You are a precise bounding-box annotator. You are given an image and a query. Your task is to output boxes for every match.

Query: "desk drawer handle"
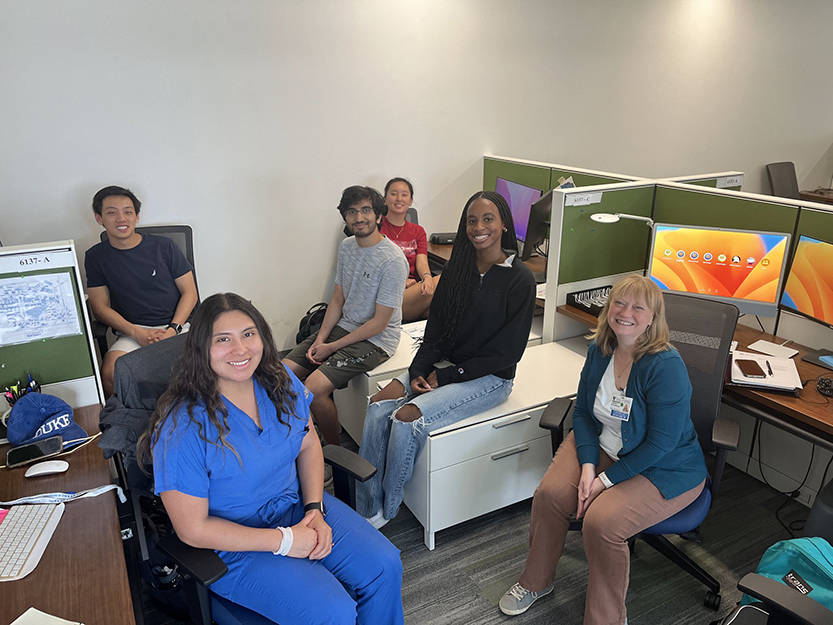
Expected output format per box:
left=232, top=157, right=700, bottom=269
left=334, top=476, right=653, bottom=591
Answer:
left=491, top=445, right=530, bottom=461
left=492, top=414, right=531, bottom=429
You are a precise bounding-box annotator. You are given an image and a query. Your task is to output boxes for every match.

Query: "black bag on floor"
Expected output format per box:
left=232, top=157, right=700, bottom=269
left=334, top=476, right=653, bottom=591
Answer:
left=296, top=303, right=327, bottom=344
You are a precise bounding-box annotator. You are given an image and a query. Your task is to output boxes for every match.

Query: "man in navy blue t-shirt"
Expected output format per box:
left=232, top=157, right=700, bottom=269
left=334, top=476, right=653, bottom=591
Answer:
left=85, top=186, right=198, bottom=397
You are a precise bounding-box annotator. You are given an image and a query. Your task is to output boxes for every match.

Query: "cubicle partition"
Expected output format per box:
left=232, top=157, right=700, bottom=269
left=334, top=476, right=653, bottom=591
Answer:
left=661, top=171, right=745, bottom=191
left=0, top=240, right=104, bottom=407
left=483, top=155, right=642, bottom=193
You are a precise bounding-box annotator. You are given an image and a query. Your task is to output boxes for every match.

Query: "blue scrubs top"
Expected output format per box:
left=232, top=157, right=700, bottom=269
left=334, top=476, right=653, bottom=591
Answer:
left=152, top=370, right=312, bottom=528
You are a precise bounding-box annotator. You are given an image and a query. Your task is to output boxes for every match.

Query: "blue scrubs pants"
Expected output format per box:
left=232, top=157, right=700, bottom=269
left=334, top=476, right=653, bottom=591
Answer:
left=209, top=492, right=404, bottom=625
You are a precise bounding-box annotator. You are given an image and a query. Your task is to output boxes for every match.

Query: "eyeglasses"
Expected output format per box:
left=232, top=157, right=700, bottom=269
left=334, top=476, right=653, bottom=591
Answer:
left=344, top=207, right=375, bottom=218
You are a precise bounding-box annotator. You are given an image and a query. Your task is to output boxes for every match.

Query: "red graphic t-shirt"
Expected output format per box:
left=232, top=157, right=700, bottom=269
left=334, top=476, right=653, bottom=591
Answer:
left=380, top=217, right=428, bottom=281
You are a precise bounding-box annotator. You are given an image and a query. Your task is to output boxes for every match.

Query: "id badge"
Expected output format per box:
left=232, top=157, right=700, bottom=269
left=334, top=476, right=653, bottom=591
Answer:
left=610, top=395, right=632, bottom=421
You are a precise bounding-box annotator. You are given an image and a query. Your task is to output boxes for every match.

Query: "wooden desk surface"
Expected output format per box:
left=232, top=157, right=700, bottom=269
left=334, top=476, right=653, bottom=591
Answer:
left=0, top=405, right=135, bottom=625
left=800, top=189, right=833, bottom=205
left=727, top=326, right=833, bottom=441
left=427, top=242, right=547, bottom=275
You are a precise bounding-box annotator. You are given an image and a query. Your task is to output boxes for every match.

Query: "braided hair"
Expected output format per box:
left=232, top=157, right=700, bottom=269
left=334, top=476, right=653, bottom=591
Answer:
left=428, top=190, right=519, bottom=352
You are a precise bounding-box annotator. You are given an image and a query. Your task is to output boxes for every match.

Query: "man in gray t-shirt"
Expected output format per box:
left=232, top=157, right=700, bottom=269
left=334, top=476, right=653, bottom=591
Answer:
left=284, top=185, right=408, bottom=446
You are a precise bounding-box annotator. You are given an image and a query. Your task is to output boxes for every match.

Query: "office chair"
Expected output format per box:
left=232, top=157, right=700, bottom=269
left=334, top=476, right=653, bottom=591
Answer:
left=405, top=206, right=419, bottom=224
left=539, top=293, right=740, bottom=610
left=714, top=573, right=833, bottom=625
left=766, top=162, right=801, bottom=200
left=91, top=224, right=200, bottom=358
left=102, top=333, right=376, bottom=625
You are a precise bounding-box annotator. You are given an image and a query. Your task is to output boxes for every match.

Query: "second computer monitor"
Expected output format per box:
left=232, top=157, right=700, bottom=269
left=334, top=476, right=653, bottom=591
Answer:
left=781, top=235, right=833, bottom=329
left=647, top=223, right=791, bottom=317
left=494, top=178, right=543, bottom=242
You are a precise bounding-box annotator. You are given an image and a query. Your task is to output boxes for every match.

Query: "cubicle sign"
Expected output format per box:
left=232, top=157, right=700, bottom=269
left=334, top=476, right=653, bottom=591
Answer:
left=0, top=248, right=75, bottom=274
left=716, top=175, right=744, bottom=189
left=566, top=192, right=603, bottom=207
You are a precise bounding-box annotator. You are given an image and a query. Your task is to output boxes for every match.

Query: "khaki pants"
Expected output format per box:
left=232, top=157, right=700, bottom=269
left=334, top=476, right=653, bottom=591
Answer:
left=519, top=432, right=705, bottom=625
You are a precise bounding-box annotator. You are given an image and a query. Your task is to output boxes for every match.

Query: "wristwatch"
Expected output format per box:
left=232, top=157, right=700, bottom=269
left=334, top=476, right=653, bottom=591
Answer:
left=167, top=323, right=183, bottom=334
left=598, top=471, right=614, bottom=489
left=304, top=501, right=327, bottom=516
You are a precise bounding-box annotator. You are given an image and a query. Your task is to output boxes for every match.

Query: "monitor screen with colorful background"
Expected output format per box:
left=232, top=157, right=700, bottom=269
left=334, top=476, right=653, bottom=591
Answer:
left=648, top=224, right=790, bottom=316
left=780, top=235, right=833, bottom=328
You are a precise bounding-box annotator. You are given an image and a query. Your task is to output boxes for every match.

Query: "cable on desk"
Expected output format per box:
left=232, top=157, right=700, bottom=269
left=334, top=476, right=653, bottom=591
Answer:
left=754, top=422, right=815, bottom=538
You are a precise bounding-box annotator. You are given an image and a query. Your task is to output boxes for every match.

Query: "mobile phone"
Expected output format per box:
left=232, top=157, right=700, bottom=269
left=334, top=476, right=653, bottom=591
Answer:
left=6, top=435, right=63, bottom=469
left=736, top=359, right=766, bottom=379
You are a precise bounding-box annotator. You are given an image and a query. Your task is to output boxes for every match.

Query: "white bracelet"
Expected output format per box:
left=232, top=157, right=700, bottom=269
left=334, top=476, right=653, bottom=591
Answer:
left=273, top=526, right=293, bottom=556
left=598, top=471, right=614, bottom=489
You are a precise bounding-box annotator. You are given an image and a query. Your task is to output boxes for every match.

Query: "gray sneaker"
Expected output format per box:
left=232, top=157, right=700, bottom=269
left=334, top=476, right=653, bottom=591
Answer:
left=499, top=582, right=553, bottom=616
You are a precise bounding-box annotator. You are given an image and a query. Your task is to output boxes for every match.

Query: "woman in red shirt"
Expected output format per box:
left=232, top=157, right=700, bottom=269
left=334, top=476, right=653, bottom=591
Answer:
left=380, top=178, right=439, bottom=321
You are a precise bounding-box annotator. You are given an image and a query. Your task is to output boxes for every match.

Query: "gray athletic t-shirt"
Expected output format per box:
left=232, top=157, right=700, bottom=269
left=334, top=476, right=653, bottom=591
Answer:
left=335, top=236, right=408, bottom=356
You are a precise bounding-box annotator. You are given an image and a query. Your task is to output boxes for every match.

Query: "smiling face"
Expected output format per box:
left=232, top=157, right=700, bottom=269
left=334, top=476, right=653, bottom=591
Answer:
left=344, top=199, right=380, bottom=238
left=465, top=198, right=504, bottom=254
left=384, top=181, right=413, bottom=218
left=95, top=195, right=140, bottom=246
left=607, top=293, right=654, bottom=346
left=209, top=310, right=264, bottom=394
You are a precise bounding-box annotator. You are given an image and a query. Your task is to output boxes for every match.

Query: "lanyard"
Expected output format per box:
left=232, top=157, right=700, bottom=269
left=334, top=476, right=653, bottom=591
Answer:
left=0, top=484, right=126, bottom=506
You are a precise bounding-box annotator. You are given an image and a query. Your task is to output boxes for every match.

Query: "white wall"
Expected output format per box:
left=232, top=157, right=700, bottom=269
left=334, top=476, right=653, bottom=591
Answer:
left=2, top=0, right=832, bottom=347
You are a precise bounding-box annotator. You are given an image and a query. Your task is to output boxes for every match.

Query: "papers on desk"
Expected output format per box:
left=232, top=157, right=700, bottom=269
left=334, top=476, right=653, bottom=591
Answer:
left=402, top=320, right=427, bottom=340
left=730, top=351, right=803, bottom=391
left=536, top=283, right=547, bottom=300
left=11, top=608, right=83, bottom=625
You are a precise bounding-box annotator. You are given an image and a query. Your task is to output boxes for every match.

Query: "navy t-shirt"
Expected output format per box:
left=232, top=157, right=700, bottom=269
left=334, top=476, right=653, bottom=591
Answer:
left=85, top=234, right=193, bottom=326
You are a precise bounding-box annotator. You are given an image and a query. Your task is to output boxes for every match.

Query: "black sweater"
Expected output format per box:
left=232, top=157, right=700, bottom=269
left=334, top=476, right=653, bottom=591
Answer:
left=408, top=256, right=536, bottom=386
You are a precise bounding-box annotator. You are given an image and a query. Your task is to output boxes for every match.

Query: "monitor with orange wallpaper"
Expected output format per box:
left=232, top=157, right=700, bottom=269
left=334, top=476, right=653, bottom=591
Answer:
left=647, top=224, right=791, bottom=316
left=780, top=235, right=833, bottom=329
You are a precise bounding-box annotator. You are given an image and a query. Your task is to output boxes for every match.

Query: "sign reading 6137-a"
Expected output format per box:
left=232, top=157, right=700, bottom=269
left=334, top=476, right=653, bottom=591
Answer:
left=19, top=255, right=50, bottom=266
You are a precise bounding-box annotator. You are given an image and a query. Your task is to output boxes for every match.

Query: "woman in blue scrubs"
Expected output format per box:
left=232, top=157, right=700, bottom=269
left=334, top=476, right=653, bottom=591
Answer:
left=140, top=292, right=404, bottom=625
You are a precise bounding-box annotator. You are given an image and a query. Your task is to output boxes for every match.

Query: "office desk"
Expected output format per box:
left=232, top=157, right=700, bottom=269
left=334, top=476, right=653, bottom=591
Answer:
left=799, top=189, right=833, bottom=206
left=723, top=326, right=833, bottom=451
left=427, top=242, right=547, bottom=276
left=0, top=405, right=136, bottom=625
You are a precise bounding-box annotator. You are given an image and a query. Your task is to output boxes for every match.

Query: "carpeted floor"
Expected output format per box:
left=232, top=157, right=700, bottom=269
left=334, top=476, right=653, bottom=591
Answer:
left=142, top=447, right=807, bottom=625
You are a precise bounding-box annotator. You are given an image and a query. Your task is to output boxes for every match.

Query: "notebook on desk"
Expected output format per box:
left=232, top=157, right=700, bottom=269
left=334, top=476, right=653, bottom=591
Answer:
left=729, top=351, right=803, bottom=392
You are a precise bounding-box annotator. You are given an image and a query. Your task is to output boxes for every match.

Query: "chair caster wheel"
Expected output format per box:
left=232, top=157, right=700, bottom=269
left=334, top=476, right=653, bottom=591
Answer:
left=704, top=590, right=721, bottom=610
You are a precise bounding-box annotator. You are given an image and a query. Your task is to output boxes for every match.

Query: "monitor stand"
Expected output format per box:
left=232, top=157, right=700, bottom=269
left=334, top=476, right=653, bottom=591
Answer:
left=802, top=349, right=833, bottom=372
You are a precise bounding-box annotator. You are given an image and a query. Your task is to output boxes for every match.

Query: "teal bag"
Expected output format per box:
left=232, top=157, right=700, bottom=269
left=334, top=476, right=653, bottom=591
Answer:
left=740, top=537, right=833, bottom=611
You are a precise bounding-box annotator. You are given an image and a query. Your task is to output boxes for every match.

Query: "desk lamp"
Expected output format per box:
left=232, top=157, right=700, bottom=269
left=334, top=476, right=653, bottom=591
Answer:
left=590, top=212, right=654, bottom=227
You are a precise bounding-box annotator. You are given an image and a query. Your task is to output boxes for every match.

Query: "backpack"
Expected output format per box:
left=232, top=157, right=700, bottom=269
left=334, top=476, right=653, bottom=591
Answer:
left=740, top=537, right=833, bottom=611
left=296, top=303, right=328, bottom=344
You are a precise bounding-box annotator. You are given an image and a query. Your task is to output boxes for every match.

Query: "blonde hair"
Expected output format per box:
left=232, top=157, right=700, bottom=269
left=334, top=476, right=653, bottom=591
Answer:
left=590, top=275, right=672, bottom=360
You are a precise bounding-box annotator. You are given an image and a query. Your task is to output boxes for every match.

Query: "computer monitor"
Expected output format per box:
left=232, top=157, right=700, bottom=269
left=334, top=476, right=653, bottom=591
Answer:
left=647, top=223, right=791, bottom=317
left=520, top=190, right=553, bottom=264
left=494, top=178, right=543, bottom=243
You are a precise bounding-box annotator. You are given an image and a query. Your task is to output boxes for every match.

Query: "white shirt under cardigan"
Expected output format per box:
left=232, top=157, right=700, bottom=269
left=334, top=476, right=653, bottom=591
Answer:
left=592, top=359, right=625, bottom=460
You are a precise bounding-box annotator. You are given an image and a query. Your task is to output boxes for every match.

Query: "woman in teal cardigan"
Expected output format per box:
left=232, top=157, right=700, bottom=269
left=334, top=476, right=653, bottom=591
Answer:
left=501, top=276, right=707, bottom=625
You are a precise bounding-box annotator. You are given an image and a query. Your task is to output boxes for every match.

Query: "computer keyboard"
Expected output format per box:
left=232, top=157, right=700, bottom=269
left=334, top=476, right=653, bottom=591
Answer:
left=0, top=503, right=64, bottom=581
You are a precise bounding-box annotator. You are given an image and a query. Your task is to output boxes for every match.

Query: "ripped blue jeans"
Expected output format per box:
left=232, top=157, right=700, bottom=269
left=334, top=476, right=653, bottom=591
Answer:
left=356, top=371, right=514, bottom=520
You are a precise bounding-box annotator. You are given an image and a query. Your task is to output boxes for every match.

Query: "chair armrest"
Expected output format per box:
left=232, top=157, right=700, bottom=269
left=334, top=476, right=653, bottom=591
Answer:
left=712, top=417, right=740, bottom=451
left=738, top=573, right=833, bottom=625
left=158, top=533, right=228, bottom=587
left=323, top=445, right=376, bottom=483
left=539, top=396, right=575, bottom=432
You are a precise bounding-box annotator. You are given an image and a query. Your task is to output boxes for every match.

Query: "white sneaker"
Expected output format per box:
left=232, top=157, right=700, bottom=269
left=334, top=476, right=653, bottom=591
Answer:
left=499, top=582, right=553, bottom=616
left=366, top=510, right=389, bottom=530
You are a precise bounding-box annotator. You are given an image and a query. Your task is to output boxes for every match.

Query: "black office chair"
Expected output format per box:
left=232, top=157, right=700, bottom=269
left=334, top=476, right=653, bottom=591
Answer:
left=91, top=224, right=200, bottom=358
left=766, top=162, right=801, bottom=200
left=99, top=333, right=376, bottom=625
left=713, top=573, right=833, bottom=624
left=539, top=293, right=741, bottom=610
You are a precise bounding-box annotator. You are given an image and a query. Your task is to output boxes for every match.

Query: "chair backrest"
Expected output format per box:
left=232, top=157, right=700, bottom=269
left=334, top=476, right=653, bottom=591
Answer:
left=766, top=162, right=801, bottom=200
left=100, top=224, right=200, bottom=301
left=662, top=293, right=739, bottom=453
left=406, top=207, right=419, bottom=225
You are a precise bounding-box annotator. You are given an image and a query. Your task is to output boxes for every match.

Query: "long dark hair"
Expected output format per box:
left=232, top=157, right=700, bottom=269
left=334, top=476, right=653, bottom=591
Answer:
left=138, top=293, right=299, bottom=466
left=429, top=190, right=518, bottom=350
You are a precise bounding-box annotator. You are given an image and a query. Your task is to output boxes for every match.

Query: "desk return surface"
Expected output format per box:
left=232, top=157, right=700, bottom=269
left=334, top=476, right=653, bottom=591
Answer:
left=0, top=405, right=135, bottom=625
left=726, top=326, right=833, bottom=443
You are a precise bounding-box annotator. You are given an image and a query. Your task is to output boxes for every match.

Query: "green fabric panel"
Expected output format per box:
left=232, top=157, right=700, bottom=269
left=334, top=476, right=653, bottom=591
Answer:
left=795, top=208, right=833, bottom=244
left=559, top=186, right=655, bottom=284
left=549, top=169, right=624, bottom=188
left=653, top=187, right=797, bottom=234
left=0, top=267, right=95, bottom=388
left=483, top=158, right=551, bottom=193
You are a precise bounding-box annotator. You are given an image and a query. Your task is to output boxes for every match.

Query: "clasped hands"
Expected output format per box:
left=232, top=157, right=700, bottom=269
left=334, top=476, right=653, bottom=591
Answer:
left=576, top=463, right=605, bottom=519
left=410, top=370, right=438, bottom=394
left=306, top=340, right=337, bottom=366
left=133, top=325, right=176, bottom=346
left=286, top=509, right=333, bottom=560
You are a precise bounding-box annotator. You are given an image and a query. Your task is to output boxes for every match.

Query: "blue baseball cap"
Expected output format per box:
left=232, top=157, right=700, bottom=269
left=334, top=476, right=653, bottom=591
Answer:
left=8, top=393, right=88, bottom=449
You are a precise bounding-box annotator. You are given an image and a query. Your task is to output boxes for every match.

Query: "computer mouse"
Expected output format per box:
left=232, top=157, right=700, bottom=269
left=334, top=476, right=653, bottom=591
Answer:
left=24, top=459, right=70, bottom=478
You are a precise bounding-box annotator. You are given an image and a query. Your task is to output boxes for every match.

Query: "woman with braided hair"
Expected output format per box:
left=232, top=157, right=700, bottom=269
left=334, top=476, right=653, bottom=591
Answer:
left=356, top=191, right=537, bottom=528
